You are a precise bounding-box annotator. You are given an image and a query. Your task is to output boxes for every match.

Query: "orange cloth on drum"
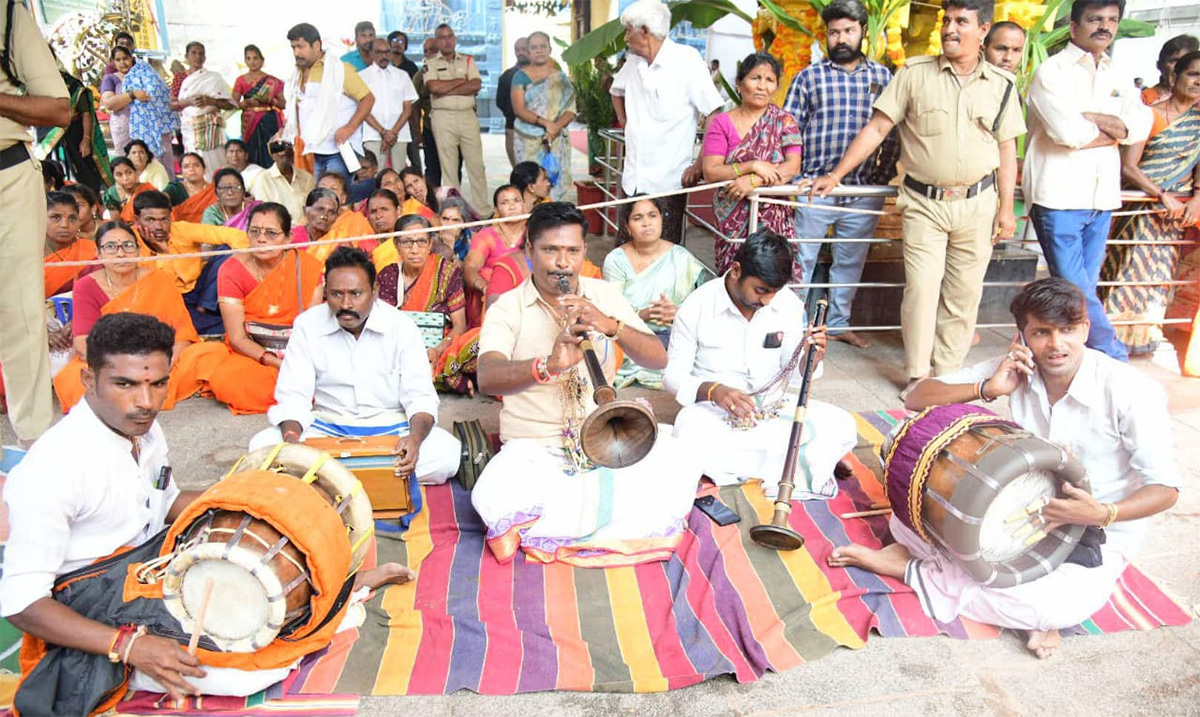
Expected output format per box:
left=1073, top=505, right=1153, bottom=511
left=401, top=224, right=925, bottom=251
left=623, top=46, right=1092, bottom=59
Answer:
left=307, top=209, right=377, bottom=262
left=118, top=182, right=157, bottom=224
left=52, top=270, right=225, bottom=413
left=43, top=239, right=97, bottom=298
left=206, top=251, right=324, bottom=414
left=170, top=183, right=218, bottom=223
left=160, top=469, right=353, bottom=671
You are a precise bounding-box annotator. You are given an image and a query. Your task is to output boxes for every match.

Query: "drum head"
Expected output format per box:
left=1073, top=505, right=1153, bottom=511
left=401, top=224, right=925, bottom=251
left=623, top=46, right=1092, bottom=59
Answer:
left=238, top=443, right=375, bottom=572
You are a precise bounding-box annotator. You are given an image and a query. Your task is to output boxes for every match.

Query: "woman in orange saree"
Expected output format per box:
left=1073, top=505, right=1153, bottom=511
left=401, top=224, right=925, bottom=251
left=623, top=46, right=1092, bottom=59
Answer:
left=44, top=191, right=97, bottom=298
left=207, top=203, right=323, bottom=414
left=52, top=221, right=225, bottom=412
left=165, top=152, right=218, bottom=223
left=101, top=158, right=156, bottom=223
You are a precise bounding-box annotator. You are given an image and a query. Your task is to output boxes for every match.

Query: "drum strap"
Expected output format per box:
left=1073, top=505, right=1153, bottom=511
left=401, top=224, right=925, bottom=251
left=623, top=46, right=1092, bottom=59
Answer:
left=279, top=575, right=356, bottom=642
left=299, top=453, right=329, bottom=484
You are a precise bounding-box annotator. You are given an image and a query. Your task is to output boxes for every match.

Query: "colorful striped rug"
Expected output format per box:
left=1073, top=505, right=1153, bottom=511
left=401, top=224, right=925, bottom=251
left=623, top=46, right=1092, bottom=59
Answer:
left=290, top=410, right=1192, bottom=695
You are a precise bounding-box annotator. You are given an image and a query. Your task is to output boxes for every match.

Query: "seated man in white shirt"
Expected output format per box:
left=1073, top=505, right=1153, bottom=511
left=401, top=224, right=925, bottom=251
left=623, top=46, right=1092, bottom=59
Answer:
left=664, top=229, right=857, bottom=500
left=250, top=246, right=460, bottom=485
left=829, top=278, right=1180, bottom=659
left=0, top=313, right=412, bottom=713
left=471, top=202, right=703, bottom=567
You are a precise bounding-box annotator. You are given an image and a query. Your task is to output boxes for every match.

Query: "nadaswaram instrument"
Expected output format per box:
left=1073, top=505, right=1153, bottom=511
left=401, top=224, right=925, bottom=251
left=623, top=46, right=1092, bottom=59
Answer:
left=558, top=274, right=657, bottom=469
left=883, top=404, right=1091, bottom=587
left=750, top=299, right=829, bottom=551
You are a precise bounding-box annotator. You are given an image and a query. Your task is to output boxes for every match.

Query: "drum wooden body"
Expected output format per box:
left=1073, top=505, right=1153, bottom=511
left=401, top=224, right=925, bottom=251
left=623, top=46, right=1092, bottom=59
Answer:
left=161, top=470, right=353, bottom=652
left=884, top=404, right=1090, bottom=588
left=301, top=435, right=415, bottom=514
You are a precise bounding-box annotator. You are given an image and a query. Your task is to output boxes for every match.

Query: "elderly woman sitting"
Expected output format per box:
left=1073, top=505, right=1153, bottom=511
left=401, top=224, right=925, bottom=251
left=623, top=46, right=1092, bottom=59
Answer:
left=378, top=214, right=477, bottom=394
left=603, top=196, right=713, bottom=388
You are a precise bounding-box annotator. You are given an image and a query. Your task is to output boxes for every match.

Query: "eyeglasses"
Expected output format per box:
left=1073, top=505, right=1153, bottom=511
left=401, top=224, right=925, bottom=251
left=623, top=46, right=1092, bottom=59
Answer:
left=99, top=240, right=140, bottom=254
left=398, top=238, right=431, bottom=248
left=247, top=227, right=285, bottom=239
left=216, top=184, right=243, bottom=194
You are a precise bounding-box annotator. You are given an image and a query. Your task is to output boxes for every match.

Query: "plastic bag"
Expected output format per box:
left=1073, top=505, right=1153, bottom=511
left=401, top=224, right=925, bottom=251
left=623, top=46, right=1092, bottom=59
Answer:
left=538, top=144, right=561, bottom=188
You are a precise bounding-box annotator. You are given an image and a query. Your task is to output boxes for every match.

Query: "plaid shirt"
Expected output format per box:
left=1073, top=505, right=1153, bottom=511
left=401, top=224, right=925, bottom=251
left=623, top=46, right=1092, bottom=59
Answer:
left=783, top=57, right=899, bottom=185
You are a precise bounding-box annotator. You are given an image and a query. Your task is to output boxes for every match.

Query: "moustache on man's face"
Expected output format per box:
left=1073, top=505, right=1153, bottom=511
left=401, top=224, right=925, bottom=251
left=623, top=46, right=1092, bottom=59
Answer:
left=337, top=309, right=361, bottom=320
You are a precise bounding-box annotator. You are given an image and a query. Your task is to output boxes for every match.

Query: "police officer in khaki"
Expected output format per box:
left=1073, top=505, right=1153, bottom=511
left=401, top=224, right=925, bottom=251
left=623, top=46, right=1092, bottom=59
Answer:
left=812, top=0, right=1024, bottom=399
left=1, top=0, right=70, bottom=444
left=423, top=22, right=490, bottom=215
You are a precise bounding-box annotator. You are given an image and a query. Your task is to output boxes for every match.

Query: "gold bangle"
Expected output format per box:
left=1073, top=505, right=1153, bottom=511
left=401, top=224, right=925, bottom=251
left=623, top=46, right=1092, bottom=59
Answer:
left=750, top=175, right=760, bottom=188
left=606, top=319, right=625, bottom=341
left=1100, top=502, right=1119, bottom=528
left=732, top=163, right=742, bottom=177
left=706, top=382, right=721, bottom=402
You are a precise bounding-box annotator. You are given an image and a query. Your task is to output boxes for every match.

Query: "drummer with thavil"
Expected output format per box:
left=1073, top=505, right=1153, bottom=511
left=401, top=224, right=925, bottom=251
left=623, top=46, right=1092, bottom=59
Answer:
left=0, top=313, right=413, bottom=714
left=829, top=277, right=1180, bottom=659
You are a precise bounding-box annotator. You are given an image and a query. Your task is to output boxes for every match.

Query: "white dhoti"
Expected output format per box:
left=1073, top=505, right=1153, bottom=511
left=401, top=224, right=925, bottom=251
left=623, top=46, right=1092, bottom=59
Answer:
left=471, top=431, right=702, bottom=567
left=249, top=409, right=460, bottom=485
left=891, top=516, right=1132, bottom=631
left=672, top=399, right=857, bottom=500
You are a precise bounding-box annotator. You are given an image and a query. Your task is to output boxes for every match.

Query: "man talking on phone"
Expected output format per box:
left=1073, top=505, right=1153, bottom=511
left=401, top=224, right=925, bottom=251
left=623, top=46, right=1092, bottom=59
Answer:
left=829, top=278, right=1179, bottom=660
left=664, top=229, right=857, bottom=500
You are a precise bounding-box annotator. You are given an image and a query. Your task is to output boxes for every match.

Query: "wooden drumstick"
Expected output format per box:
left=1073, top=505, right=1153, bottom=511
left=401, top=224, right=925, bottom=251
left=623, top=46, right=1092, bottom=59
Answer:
left=841, top=508, right=893, bottom=519
left=187, top=577, right=215, bottom=655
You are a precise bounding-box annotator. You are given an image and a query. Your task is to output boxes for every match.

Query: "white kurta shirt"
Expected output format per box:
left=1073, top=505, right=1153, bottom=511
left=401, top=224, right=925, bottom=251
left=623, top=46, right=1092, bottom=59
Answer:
left=665, top=275, right=821, bottom=408
left=358, top=64, right=418, bottom=143
left=1023, top=42, right=1153, bottom=210
left=940, top=348, right=1181, bottom=554
left=269, top=300, right=440, bottom=431
left=0, top=399, right=178, bottom=617
left=609, top=38, right=722, bottom=194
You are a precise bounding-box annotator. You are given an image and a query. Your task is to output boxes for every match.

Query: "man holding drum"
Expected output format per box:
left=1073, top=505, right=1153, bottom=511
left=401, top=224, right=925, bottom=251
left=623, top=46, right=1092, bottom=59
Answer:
left=1, top=313, right=414, bottom=712
left=829, top=278, right=1180, bottom=658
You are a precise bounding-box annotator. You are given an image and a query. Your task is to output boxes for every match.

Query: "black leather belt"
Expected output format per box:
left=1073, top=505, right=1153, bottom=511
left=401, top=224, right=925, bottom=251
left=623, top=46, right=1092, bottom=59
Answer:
left=904, top=173, right=995, bottom=201
left=0, top=143, right=30, bottom=171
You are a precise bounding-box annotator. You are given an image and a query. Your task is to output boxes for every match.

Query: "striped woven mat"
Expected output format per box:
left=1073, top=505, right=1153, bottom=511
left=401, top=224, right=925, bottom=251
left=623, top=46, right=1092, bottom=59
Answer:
left=289, top=410, right=1192, bottom=695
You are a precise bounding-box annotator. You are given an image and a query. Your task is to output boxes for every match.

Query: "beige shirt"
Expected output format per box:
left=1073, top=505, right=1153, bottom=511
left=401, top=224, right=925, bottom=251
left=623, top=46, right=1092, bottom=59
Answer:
left=0, top=2, right=68, bottom=149
left=250, top=163, right=315, bottom=225
left=424, top=52, right=480, bottom=112
left=480, top=277, right=649, bottom=444
left=873, top=55, right=1025, bottom=187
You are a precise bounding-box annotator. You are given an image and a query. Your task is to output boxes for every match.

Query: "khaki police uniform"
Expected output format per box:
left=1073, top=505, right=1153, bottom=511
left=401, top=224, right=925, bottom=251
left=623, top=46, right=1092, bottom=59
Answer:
left=424, top=51, right=490, bottom=214
left=873, top=54, right=1024, bottom=379
left=0, top=2, right=68, bottom=440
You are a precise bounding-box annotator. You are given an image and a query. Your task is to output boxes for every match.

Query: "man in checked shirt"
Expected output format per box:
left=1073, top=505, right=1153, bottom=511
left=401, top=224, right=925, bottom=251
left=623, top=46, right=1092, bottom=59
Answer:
left=783, top=0, right=899, bottom=350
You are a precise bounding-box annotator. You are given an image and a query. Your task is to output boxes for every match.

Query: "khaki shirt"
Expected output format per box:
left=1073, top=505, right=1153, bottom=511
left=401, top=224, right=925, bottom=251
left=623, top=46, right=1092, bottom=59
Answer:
left=0, top=3, right=68, bottom=149
left=424, top=52, right=480, bottom=112
left=873, top=55, right=1025, bottom=187
left=480, top=277, right=649, bottom=445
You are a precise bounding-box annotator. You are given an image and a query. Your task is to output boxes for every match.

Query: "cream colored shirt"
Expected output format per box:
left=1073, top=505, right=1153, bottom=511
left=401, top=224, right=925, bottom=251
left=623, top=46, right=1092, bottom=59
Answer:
left=424, top=52, right=481, bottom=112
left=1023, top=42, right=1153, bottom=211
left=873, top=55, right=1025, bottom=187
left=0, top=2, right=68, bottom=149
left=479, top=277, right=649, bottom=444
left=250, top=163, right=315, bottom=225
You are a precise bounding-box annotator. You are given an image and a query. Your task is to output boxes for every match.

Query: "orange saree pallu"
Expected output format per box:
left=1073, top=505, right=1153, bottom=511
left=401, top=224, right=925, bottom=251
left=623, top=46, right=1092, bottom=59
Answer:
left=53, top=270, right=224, bottom=412
left=117, top=183, right=157, bottom=224
left=44, top=239, right=97, bottom=298
left=206, top=251, right=324, bottom=414
left=170, top=183, right=218, bottom=223
left=305, top=210, right=377, bottom=262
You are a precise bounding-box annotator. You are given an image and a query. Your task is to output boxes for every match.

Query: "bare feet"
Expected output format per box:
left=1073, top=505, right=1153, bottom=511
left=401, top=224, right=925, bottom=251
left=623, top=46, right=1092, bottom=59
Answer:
left=830, top=330, right=871, bottom=349
left=1025, top=629, right=1060, bottom=659
left=899, top=375, right=927, bottom=402
left=827, top=542, right=913, bottom=579
left=353, top=562, right=417, bottom=592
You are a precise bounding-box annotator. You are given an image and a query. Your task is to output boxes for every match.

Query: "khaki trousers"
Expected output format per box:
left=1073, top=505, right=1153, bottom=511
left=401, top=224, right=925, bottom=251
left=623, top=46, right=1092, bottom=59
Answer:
left=363, top=139, right=408, bottom=171
left=898, top=184, right=997, bottom=378
left=431, top=108, right=491, bottom=215
left=504, top=127, right=517, bottom=168
left=0, top=149, right=52, bottom=440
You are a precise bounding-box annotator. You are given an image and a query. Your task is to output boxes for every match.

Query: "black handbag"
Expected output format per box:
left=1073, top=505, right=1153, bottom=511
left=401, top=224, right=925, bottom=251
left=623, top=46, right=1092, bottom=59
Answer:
left=452, top=419, right=494, bottom=490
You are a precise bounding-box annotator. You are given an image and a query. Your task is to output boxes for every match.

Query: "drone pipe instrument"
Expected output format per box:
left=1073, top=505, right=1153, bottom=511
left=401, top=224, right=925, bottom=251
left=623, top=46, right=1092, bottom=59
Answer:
left=750, top=299, right=829, bottom=551
left=557, top=275, right=657, bottom=468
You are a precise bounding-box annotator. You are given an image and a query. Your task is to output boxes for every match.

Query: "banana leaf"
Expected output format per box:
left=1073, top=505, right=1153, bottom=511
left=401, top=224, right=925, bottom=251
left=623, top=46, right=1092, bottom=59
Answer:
left=563, top=0, right=754, bottom=66
left=759, top=0, right=810, bottom=36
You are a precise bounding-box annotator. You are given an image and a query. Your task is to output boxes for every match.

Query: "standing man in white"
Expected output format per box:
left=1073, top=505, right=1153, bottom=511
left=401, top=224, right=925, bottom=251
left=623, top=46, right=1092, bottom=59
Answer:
left=360, top=38, right=418, bottom=171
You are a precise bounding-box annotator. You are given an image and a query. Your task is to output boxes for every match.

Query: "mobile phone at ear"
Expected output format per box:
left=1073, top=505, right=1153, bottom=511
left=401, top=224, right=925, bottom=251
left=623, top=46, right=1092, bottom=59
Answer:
left=694, top=495, right=741, bottom=526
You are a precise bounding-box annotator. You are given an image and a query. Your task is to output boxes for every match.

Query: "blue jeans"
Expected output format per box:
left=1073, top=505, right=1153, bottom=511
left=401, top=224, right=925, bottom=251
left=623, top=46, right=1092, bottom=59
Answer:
left=794, top=195, right=886, bottom=330
left=312, top=152, right=351, bottom=183
left=1029, top=205, right=1128, bottom=361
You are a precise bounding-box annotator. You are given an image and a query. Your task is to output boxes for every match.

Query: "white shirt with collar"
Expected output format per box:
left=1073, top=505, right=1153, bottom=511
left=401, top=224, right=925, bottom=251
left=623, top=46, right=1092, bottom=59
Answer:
left=269, top=300, right=441, bottom=431
left=237, top=163, right=264, bottom=189
left=939, top=348, right=1180, bottom=555
left=1024, top=42, right=1153, bottom=210
left=249, top=163, right=315, bottom=225
left=358, top=64, right=419, bottom=143
left=0, top=399, right=177, bottom=618
left=665, top=274, right=820, bottom=407
left=610, top=38, right=723, bottom=194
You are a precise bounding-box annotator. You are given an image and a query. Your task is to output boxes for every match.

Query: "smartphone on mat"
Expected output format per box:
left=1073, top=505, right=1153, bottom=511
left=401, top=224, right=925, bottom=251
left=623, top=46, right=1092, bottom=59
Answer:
left=694, top=495, right=741, bottom=526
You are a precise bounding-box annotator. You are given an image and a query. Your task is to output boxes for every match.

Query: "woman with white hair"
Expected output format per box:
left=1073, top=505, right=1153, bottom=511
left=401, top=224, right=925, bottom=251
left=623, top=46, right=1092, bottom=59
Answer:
left=611, top=0, right=722, bottom=243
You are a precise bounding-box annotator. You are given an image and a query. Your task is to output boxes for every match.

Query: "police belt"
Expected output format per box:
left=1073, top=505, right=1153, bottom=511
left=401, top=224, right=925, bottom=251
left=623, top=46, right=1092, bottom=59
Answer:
left=0, top=142, right=30, bottom=171
left=904, top=172, right=995, bottom=201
